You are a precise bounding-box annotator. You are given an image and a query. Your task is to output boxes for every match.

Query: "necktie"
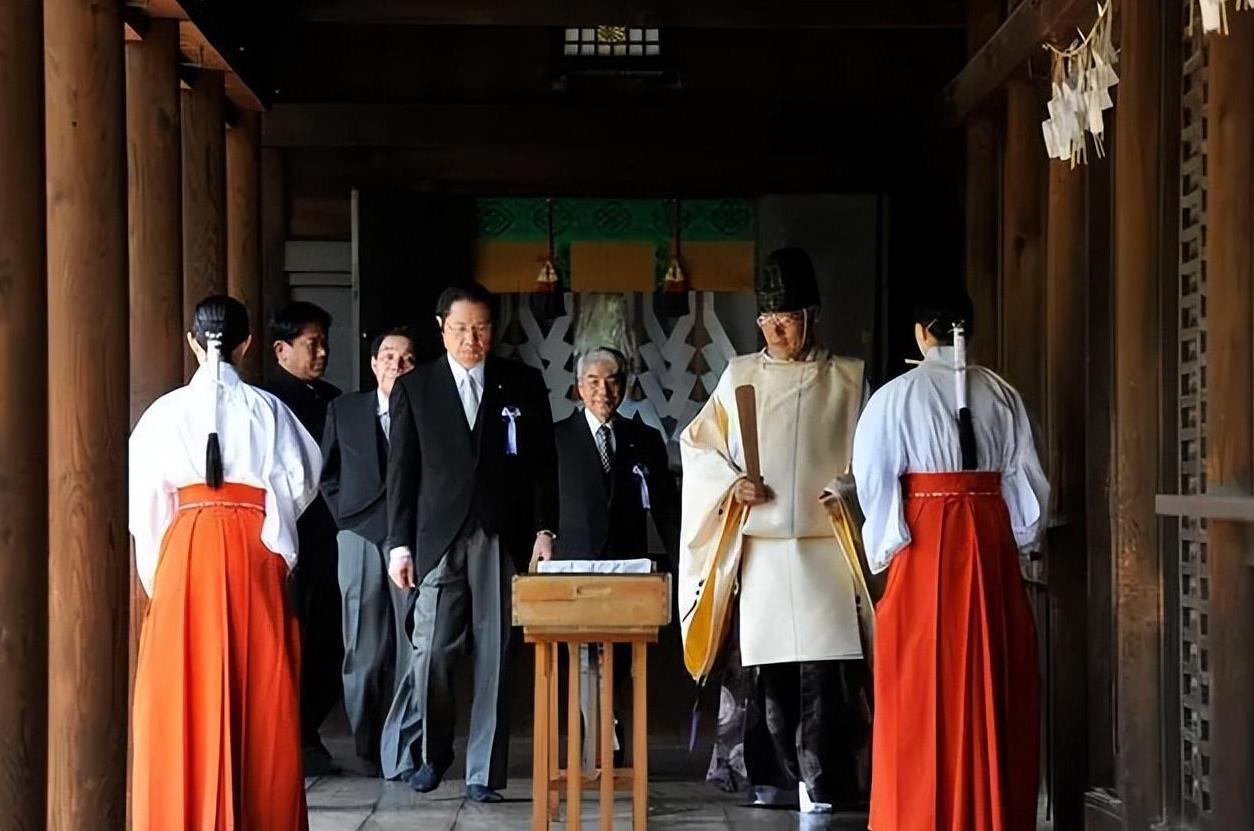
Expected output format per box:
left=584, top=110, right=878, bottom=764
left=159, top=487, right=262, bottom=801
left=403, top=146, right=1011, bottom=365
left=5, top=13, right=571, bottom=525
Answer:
left=595, top=423, right=613, bottom=474
left=379, top=409, right=390, bottom=443
left=461, top=375, right=480, bottom=428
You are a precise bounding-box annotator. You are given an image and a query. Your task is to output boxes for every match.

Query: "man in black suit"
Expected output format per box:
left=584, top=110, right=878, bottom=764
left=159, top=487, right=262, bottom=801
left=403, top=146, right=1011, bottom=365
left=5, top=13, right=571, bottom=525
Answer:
left=553, top=347, right=680, bottom=765
left=265, top=300, right=343, bottom=776
left=554, top=347, right=679, bottom=565
left=385, top=283, right=558, bottom=802
left=320, top=328, right=416, bottom=776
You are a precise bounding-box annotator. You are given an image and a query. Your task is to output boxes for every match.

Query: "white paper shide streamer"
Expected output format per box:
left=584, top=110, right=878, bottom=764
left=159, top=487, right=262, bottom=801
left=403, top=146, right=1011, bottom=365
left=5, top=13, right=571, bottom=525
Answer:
left=1041, top=2, right=1118, bottom=167
left=1196, top=0, right=1254, bottom=36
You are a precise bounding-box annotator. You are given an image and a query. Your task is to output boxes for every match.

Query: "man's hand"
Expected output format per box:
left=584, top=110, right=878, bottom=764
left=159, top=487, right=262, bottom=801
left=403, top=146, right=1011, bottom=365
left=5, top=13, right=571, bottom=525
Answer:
left=531, top=532, right=554, bottom=571
left=733, top=476, right=771, bottom=506
left=389, top=552, right=416, bottom=590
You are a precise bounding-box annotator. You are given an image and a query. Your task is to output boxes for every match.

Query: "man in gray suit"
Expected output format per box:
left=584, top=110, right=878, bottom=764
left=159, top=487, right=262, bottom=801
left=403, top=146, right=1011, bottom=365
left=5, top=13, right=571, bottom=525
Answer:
left=320, top=328, right=416, bottom=775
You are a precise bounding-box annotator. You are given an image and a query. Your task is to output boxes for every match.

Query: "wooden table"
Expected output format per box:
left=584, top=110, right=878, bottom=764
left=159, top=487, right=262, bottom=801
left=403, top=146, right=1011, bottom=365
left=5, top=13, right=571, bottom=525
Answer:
left=512, top=573, right=671, bottom=831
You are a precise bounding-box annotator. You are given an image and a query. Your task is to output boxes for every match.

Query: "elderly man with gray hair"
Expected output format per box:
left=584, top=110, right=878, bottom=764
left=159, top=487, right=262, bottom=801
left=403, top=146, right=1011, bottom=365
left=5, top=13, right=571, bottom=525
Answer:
left=553, top=346, right=680, bottom=567
left=553, top=346, right=680, bottom=764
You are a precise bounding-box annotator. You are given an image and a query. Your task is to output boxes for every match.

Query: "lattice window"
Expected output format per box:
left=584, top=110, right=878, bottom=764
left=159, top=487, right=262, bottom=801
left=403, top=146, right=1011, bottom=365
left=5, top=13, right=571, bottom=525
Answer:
left=1178, top=1, right=1212, bottom=819
left=563, top=26, right=661, bottom=57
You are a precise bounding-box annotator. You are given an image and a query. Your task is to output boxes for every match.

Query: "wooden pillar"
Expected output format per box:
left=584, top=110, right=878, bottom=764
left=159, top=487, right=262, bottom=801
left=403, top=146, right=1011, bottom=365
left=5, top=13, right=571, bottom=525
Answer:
left=1001, top=78, right=1046, bottom=417
left=227, top=110, right=262, bottom=381
left=127, top=20, right=183, bottom=424
left=1204, top=11, right=1254, bottom=828
left=965, top=0, right=1001, bottom=368
left=1111, top=0, right=1164, bottom=825
left=44, top=0, right=130, bottom=827
left=1045, top=159, right=1089, bottom=827
left=0, top=2, right=47, bottom=829
left=181, top=68, right=226, bottom=375
left=260, top=147, right=289, bottom=382
left=124, top=20, right=182, bottom=812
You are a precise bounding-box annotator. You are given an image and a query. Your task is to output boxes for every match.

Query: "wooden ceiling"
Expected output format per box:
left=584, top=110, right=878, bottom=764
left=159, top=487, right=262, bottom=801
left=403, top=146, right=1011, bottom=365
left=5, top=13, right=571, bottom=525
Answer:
left=291, top=0, right=964, bottom=29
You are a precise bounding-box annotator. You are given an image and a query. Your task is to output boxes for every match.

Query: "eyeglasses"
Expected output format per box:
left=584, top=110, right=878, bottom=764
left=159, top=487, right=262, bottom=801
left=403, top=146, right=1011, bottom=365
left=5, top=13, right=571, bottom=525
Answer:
left=444, top=323, right=493, bottom=338
left=756, top=310, right=807, bottom=327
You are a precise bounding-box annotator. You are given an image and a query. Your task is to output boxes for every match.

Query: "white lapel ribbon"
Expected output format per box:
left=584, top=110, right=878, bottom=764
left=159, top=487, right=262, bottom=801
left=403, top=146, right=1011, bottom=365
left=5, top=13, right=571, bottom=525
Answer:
left=631, top=463, right=651, bottom=510
left=501, top=406, right=521, bottom=455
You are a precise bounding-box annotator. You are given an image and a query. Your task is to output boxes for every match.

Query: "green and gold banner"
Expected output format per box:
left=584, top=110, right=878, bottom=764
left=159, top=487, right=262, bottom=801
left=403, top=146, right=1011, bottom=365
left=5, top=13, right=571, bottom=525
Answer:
left=473, top=197, right=756, bottom=293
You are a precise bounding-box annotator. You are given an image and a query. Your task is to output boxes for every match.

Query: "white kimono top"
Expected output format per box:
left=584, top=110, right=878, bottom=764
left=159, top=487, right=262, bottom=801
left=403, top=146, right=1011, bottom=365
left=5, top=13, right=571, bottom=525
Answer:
left=680, top=349, right=865, bottom=665
left=852, top=346, right=1050, bottom=574
left=128, top=362, right=323, bottom=596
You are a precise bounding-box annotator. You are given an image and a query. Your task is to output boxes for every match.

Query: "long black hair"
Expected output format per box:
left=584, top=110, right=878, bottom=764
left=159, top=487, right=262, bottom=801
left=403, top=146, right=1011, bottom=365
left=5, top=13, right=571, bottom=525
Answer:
left=192, top=295, right=249, bottom=487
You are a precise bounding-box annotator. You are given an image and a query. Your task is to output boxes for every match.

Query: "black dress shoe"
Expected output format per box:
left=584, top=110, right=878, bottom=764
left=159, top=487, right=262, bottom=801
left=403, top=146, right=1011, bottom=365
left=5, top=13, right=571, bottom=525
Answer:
left=407, top=764, right=442, bottom=793
left=466, top=784, right=505, bottom=803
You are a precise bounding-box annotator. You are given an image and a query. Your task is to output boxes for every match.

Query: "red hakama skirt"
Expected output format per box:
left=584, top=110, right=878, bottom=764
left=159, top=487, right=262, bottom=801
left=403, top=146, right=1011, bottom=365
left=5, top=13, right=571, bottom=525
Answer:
left=869, top=472, right=1039, bottom=831
left=132, top=483, right=307, bottom=831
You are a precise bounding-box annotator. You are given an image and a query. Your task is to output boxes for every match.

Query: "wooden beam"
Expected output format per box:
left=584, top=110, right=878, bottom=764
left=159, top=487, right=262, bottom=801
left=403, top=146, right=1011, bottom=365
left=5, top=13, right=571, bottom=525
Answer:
left=181, top=67, right=227, bottom=376
left=1155, top=494, right=1254, bottom=522
left=227, top=110, right=263, bottom=381
left=0, top=1, right=47, bottom=829
left=44, top=0, right=130, bottom=826
left=965, top=0, right=1002, bottom=369
left=1111, top=0, right=1164, bottom=825
left=177, top=19, right=262, bottom=111
left=296, top=0, right=963, bottom=28
left=1204, top=10, right=1254, bottom=827
left=940, top=0, right=1097, bottom=128
left=126, top=0, right=265, bottom=111
left=262, top=102, right=921, bottom=151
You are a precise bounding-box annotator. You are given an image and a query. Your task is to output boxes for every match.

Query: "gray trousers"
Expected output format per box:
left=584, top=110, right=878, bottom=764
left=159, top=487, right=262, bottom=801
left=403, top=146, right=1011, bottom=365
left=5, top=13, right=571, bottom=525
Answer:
left=381, top=524, right=514, bottom=788
left=337, top=530, right=413, bottom=764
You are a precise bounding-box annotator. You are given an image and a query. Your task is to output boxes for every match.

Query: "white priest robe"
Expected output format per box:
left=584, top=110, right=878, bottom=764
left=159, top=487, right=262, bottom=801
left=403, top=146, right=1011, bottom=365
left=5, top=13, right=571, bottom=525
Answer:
left=680, top=349, right=864, bottom=667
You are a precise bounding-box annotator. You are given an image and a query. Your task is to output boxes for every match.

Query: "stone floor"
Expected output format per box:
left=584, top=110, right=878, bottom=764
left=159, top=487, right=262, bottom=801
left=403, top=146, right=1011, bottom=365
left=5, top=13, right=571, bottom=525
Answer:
left=306, top=774, right=873, bottom=830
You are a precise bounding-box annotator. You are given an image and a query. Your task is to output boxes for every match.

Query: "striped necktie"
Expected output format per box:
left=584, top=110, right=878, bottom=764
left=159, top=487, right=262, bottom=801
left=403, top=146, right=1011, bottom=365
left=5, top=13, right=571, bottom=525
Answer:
left=595, top=423, right=613, bottom=474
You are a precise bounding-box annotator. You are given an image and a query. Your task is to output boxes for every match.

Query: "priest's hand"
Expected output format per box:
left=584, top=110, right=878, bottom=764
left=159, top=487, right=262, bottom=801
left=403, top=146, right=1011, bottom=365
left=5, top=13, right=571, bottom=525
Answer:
left=733, top=476, right=771, bottom=506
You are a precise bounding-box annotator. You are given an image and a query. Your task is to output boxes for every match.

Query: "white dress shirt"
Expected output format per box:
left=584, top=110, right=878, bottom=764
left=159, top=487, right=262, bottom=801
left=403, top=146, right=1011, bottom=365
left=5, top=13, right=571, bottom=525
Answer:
left=128, top=362, right=323, bottom=596
left=448, top=353, right=485, bottom=427
left=851, top=346, right=1051, bottom=573
left=583, top=406, right=616, bottom=455
left=377, top=387, right=391, bottom=441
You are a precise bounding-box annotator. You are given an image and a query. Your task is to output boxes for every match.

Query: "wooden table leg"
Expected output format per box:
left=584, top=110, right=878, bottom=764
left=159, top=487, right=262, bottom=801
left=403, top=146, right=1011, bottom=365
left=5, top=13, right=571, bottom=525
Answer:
left=599, top=643, right=615, bottom=831
left=549, top=642, right=560, bottom=817
left=632, top=641, right=647, bottom=831
left=567, top=642, right=582, bottom=831
left=532, top=642, right=550, bottom=831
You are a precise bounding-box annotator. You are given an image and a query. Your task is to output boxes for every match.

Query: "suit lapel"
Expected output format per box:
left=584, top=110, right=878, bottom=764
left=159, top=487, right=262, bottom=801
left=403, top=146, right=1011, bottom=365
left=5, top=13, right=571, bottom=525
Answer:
left=475, top=359, right=498, bottom=459
left=574, top=416, right=610, bottom=505
left=430, top=357, right=474, bottom=458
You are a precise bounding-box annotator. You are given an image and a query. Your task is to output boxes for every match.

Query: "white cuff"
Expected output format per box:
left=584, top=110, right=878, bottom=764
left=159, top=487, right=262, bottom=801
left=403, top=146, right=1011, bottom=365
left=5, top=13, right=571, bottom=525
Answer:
left=389, top=546, right=413, bottom=569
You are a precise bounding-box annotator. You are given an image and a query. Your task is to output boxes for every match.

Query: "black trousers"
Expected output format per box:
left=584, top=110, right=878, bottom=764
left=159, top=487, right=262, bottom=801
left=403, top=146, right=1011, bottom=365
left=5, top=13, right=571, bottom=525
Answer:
left=294, top=499, right=345, bottom=746
left=745, top=659, right=871, bottom=806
